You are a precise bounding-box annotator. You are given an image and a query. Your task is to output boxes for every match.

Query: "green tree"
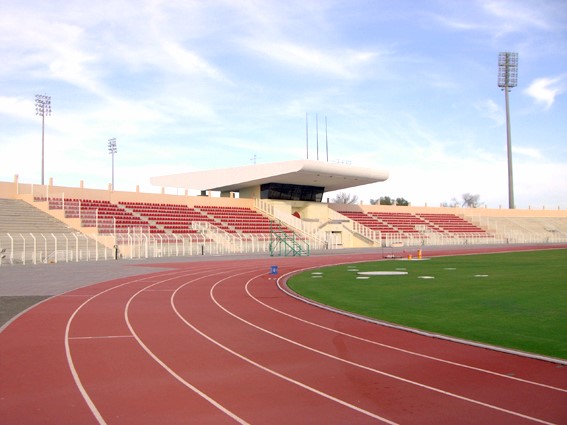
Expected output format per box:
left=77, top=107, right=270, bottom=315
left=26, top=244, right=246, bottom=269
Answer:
left=370, top=196, right=409, bottom=206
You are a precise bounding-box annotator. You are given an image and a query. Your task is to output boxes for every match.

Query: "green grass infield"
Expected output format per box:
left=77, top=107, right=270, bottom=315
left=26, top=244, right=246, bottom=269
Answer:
left=287, top=249, right=567, bottom=359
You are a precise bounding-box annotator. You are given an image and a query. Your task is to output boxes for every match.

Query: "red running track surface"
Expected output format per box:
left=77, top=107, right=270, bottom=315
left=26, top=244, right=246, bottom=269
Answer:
left=1, top=248, right=567, bottom=424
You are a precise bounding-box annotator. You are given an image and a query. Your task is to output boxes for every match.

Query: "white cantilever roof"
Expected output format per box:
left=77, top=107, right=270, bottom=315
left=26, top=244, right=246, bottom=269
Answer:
left=150, top=159, right=389, bottom=192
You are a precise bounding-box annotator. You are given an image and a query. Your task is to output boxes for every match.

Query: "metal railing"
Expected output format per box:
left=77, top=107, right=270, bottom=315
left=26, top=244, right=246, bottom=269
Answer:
left=0, top=232, right=114, bottom=265
left=0, top=230, right=276, bottom=266
left=378, top=231, right=567, bottom=247
left=254, top=199, right=328, bottom=249
left=2, top=228, right=565, bottom=267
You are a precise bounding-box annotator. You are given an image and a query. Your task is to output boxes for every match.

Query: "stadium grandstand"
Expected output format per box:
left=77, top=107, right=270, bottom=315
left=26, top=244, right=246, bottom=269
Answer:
left=1, top=159, right=566, bottom=265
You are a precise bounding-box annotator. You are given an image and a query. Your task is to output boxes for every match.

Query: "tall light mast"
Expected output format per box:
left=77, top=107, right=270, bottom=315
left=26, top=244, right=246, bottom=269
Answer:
left=108, top=138, right=117, bottom=190
left=35, top=94, right=52, bottom=185
left=498, top=52, right=518, bottom=209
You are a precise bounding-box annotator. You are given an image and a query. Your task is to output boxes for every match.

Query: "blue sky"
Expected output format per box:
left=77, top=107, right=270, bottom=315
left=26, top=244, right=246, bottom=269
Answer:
left=1, top=0, right=566, bottom=209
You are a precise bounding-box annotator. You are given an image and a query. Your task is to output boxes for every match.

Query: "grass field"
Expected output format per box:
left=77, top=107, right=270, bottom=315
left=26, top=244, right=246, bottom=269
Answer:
left=287, top=249, right=567, bottom=359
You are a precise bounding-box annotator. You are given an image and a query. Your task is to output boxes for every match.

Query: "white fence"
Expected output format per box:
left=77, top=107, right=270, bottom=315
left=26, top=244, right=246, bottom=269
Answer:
left=379, top=231, right=567, bottom=248
left=0, top=230, right=275, bottom=266
left=2, top=228, right=565, bottom=266
left=0, top=232, right=114, bottom=265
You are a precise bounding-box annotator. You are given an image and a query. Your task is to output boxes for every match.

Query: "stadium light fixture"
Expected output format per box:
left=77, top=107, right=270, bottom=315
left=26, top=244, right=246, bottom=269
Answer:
left=35, top=94, right=52, bottom=186
left=498, top=52, right=518, bottom=209
left=108, top=138, right=117, bottom=190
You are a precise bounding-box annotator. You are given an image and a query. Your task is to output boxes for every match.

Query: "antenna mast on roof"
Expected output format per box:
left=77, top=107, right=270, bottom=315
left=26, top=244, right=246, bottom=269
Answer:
left=325, top=115, right=329, bottom=162
left=305, top=112, right=309, bottom=159
left=316, top=113, right=319, bottom=160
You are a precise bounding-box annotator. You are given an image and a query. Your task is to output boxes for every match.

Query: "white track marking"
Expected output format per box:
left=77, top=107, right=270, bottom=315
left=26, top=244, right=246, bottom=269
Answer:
left=60, top=256, right=564, bottom=425
left=64, top=272, right=179, bottom=425
left=171, top=270, right=399, bottom=425
left=208, top=273, right=556, bottom=425
left=69, top=335, right=133, bottom=340
left=248, top=273, right=567, bottom=394
left=64, top=268, right=224, bottom=425
left=124, top=269, right=250, bottom=425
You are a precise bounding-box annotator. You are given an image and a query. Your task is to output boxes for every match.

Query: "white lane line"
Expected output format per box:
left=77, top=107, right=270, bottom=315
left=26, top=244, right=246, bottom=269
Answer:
left=69, top=335, right=133, bottom=340
left=170, top=270, right=399, bottom=425
left=211, top=273, right=556, bottom=425
left=125, top=268, right=251, bottom=425
left=273, top=267, right=567, bottom=392
left=64, top=271, right=181, bottom=425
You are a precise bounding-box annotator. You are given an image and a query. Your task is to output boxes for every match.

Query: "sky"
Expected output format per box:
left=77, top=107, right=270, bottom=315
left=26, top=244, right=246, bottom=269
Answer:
left=1, top=0, right=566, bottom=209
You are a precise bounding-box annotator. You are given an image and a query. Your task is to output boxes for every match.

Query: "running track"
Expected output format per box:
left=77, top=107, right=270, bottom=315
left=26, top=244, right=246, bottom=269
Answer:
left=1, top=247, right=567, bottom=424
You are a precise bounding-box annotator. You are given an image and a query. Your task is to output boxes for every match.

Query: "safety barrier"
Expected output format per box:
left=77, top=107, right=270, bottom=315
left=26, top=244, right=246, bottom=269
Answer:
left=0, top=231, right=274, bottom=266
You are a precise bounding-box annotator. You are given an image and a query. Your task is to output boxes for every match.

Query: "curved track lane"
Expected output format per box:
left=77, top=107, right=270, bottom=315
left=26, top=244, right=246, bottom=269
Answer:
left=1, top=248, right=567, bottom=424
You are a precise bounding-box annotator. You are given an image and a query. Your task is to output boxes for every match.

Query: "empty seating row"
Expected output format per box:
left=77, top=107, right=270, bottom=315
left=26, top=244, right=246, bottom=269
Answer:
left=39, top=197, right=162, bottom=234
left=35, top=198, right=295, bottom=237
left=339, top=211, right=489, bottom=238
left=415, top=213, right=487, bottom=234
left=338, top=211, right=400, bottom=234
left=196, top=205, right=292, bottom=234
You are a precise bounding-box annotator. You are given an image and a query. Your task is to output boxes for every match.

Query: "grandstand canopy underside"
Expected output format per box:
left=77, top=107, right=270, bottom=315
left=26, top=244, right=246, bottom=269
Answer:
left=151, top=160, right=389, bottom=201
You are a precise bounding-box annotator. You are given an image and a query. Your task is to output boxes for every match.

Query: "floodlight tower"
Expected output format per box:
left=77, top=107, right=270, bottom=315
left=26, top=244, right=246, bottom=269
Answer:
left=35, top=94, right=52, bottom=185
left=498, top=52, right=518, bottom=209
left=108, top=138, right=117, bottom=190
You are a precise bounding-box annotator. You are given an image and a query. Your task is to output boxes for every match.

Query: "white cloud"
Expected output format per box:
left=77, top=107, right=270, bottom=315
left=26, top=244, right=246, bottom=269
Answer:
left=428, top=0, right=561, bottom=40
left=0, top=7, right=103, bottom=93
left=524, top=76, right=565, bottom=110
left=514, top=146, right=542, bottom=160
left=429, top=14, right=480, bottom=31
left=480, top=0, right=552, bottom=32
left=475, top=99, right=504, bottom=126
left=513, top=161, right=567, bottom=209
left=157, top=40, right=226, bottom=81
left=0, top=97, right=35, bottom=121
left=242, top=39, right=377, bottom=79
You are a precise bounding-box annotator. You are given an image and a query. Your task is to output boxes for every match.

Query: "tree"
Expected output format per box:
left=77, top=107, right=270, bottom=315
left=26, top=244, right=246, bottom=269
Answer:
left=331, top=192, right=359, bottom=204
left=441, top=197, right=459, bottom=208
left=370, top=196, right=409, bottom=206
left=442, top=194, right=483, bottom=208
left=370, top=196, right=392, bottom=205
left=461, top=193, right=482, bottom=208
